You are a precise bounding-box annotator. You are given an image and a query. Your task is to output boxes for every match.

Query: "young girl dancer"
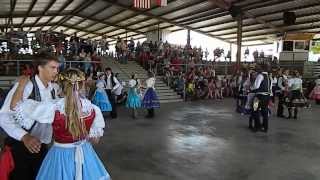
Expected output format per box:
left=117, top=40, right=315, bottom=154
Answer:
left=142, top=72, right=160, bottom=118
left=126, top=74, right=142, bottom=118
left=92, top=73, right=112, bottom=113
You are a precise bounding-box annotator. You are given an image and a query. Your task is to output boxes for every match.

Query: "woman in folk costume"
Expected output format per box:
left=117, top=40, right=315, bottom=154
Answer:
left=10, top=68, right=111, bottom=180
left=309, top=75, right=320, bottom=105
left=92, top=73, right=112, bottom=113
left=126, top=74, right=142, bottom=118
left=286, top=70, right=304, bottom=119
left=142, top=71, right=160, bottom=118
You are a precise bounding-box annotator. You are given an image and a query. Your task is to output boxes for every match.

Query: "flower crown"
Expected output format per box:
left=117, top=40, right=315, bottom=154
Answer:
left=58, top=68, right=85, bottom=84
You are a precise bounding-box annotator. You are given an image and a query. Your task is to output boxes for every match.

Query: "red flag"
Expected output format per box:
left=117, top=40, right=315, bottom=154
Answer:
left=134, top=0, right=151, bottom=9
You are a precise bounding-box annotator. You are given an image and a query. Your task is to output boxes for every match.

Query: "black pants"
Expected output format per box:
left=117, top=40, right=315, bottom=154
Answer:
left=251, top=94, right=270, bottom=132
left=5, top=137, right=47, bottom=180
left=106, top=89, right=117, bottom=118
left=288, top=90, right=301, bottom=118
left=277, top=93, right=285, bottom=117
left=147, top=108, right=154, bottom=118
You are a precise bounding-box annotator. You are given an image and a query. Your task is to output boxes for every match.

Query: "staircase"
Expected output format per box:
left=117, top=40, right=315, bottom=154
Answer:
left=102, top=57, right=183, bottom=103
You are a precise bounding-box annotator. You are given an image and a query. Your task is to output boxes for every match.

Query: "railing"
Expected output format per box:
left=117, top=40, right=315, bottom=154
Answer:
left=0, top=59, right=101, bottom=76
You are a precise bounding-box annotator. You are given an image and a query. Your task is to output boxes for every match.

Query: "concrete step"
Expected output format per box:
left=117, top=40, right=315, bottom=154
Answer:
left=160, top=99, right=183, bottom=103
left=158, top=95, right=182, bottom=100
left=158, top=95, right=181, bottom=100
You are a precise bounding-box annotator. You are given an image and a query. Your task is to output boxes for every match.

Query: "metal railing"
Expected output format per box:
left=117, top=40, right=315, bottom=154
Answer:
left=0, top=59, right=101, bottom=76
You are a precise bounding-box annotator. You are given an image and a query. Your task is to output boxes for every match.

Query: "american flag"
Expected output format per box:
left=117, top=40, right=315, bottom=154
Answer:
left=156, top=0, right=167, bottom=6
left=133, top=0, right=151, bottom=9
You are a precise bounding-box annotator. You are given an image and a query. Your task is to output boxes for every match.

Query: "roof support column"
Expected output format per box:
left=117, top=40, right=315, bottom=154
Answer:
left=187, top=29, right=191, bottom=47
left=236, top=13, right=243, bottom=70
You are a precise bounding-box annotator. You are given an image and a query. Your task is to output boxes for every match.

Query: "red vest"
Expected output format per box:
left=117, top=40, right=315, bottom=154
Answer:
left=52, top=110, right=95, bottom=143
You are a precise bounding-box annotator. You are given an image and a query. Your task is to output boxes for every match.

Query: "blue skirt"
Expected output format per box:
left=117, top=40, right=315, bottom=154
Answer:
left=142, top=88, right=160, bottom=109
left=126, top=88, right=141, bottom=109
left=36, top=142, right=110, bottom=180
left=92, top=90, right=112, bottom=112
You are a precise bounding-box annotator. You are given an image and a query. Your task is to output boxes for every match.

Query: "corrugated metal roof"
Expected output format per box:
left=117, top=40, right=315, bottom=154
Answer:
left=1, top=0, right=319, bottom=45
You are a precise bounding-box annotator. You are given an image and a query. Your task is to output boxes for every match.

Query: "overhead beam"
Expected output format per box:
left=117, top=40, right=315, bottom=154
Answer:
left=6, top=0, right=17, bottom=31
left=84, top=0, right=180, bottom=39
left=0, top=11, right=71, bottom=18
left=28, top=0, right=57, bottom=31
left=107, top=0, right=179, bottom=26
left=50, top=0, right=97, bottom=31
left=212, top=15, right=320, bottom=37
left=192, top=2, right=320, bottom=30
left=124, top=0, right=206, bottom=29
left=20, top=0, right=38, bottom=28
left=77, top=8, right=127, bottom=38
left=227, top=25, right=320, bottom=41
left=64, top=3, right=113, bottom=35
left=76, top=14, right=146, bottom=37
left=115, top=5, right=223, bottom=36
left=39, top=0, right=74, bottom=31
left=0, top=22, right=58, bottom=28
left=101, top=0, right=230, bottom=42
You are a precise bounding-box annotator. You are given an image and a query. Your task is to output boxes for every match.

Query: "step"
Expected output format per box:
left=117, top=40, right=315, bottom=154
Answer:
left=158, top=95, right=182, bottom=100
left=154, top=86, right=172, bottom=90
left=156, top=89, right=176, bottom=93
left=160, top=99, right=183, bottom=103
left=158, top=94, right=181, bottom=99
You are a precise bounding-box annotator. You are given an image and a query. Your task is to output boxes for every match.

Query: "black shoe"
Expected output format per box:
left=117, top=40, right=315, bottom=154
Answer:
left=259, top=127, right=268, bottom=133
left=286, top=116, right=291, bottom=119
left=277, top=115, right=285, bottom=118
left=293, top=116, right=297, bottom=119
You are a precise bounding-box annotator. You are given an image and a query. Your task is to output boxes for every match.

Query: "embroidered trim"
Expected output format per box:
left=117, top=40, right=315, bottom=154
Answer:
left=89, top=128, right=104, bottom=138
left=13, top=101, right=35, bottom=129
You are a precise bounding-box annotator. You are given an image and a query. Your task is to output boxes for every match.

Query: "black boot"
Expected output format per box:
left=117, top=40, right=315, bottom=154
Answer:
left=150, top=108, right=155, bottom=118
left=293, top=108, right=298, bottom=119
left=287, top=108, right=292, bottom=119
left=146, top=109, right=153, bottom=118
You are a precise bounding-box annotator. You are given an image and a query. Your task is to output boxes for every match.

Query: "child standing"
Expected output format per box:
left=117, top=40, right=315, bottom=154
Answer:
left=92, top=74, right=112, bottom=113
left=126, top=74, right=142, bottom=118
left=142, top=72, right=160, bottom=118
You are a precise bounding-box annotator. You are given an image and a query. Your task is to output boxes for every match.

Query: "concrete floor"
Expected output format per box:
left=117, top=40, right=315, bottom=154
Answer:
left=94, top=99, right=320, bottom=180
left=1, top=99, right=319, bottom=180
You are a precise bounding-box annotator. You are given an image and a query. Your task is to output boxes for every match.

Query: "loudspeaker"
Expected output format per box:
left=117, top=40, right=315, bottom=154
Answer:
left=229, top=5, right=241, bottom=18
left=283, top=12, right=296, bottom=25
left=283, top=41, right=294, bottom=51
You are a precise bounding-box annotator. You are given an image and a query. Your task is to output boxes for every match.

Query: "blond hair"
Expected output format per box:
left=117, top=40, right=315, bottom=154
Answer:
left=58, top=68, right=87, bottom=139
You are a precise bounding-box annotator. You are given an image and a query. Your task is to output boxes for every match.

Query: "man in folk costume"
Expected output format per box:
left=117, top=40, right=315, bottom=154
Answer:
left=250, top=63, right=272, bottom=133
left=276, top=69, right=289, bottom=118
left=104, top=67, right=121, bottom=118
left=0, top=51, right=59, bottom=180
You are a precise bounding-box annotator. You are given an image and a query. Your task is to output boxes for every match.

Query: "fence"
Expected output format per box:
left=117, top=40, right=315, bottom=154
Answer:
left=0, top=59, right=101, bottom=76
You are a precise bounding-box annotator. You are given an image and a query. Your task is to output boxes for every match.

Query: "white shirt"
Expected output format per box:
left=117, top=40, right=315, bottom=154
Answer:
left=0, top=75, right=55, bottom=142
left=12, top=98, right=105, bottom=138
left=271, top=77, right=277, bottom=86
left=128, top=79, right=138, bottom=88
left=105, top=74, right=120, bottom=91
left=251, top=72, right=272, bottom=95
left=288, top=77, right=302, bottom=91
left=277, top=75, right=288, bottom=91
left=146, top=77, right=156, bottom=89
